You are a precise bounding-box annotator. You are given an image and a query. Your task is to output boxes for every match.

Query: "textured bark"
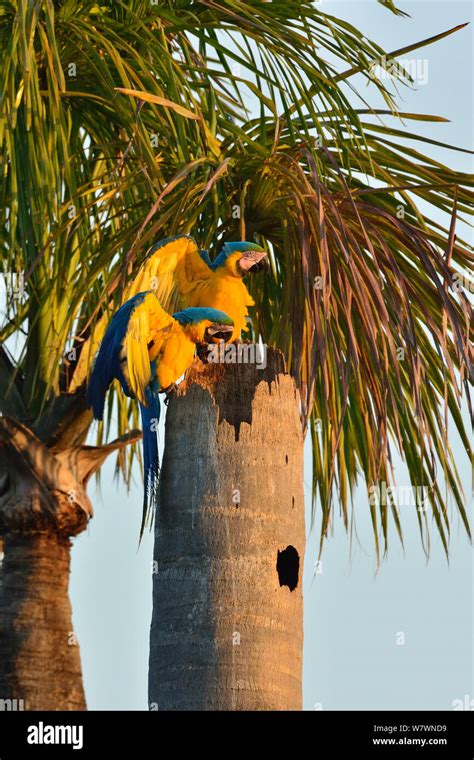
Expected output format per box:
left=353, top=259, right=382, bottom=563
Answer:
left=149, top=347, right=305, bottom=710
left=0, top=533, right=85, bottom=710
left=0, top=415, right=141, bottom=710
left=0, top=538, right=3, bottom=595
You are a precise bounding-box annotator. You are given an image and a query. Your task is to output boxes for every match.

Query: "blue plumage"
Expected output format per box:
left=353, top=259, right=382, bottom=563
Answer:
left=87, top=291, right=160, bottom=540
left=172, top=306, right=233, bottom=326
left=139, top=367, right=160, bottom=538
left=87, top=292, right=148, bottom=419
left=198, top=248, right=212, bottom=267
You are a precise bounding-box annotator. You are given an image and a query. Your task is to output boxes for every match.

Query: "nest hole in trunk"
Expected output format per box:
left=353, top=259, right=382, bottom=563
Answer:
left=276, top=545, right=300, bottom=592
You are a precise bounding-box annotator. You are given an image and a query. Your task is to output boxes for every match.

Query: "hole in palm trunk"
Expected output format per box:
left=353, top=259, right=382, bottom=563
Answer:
left=276, top=545, right=299, bottom=591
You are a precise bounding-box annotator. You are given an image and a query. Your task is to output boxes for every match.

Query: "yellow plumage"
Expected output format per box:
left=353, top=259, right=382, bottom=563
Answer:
left=126, top=236, right=255, bottom=341
left=70, top=236, right=264, bottom=393
left=125, top=236, right=209, bottom=312
left=119, top=292, right=195, bottom=405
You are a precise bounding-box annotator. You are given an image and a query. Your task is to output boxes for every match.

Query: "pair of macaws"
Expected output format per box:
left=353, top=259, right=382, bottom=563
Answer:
left=87, top=235, right=268, bottom=536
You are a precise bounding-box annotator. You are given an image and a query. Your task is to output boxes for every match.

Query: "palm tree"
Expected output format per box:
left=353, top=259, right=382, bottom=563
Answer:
left=0, top=0, right=471, bottom=709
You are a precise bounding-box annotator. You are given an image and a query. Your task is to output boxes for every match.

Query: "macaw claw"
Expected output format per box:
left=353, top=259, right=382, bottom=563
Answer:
left=196, top=342, right=210, bottom=363
left=161, top=383, right=178, bottom=405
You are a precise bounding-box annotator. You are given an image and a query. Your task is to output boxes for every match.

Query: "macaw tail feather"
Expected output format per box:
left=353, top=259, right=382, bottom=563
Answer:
left=139, top=386, right=161, bottom=541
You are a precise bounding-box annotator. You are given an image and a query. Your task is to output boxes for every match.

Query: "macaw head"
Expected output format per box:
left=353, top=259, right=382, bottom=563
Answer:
left=173, top=307, right=234, bottom=344
left=211, top=242, right=268, bottom=278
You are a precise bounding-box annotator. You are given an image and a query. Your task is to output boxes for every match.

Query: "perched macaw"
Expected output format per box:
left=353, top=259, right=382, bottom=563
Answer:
left=124, top=235, right=268, bottom=341
left=87, top=291, right=234, bottom=537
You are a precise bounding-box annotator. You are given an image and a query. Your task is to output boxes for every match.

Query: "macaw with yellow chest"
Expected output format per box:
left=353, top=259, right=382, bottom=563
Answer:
left=125, top=235, right=268, bottom=342
left=87, top=291, right=234, bottom=537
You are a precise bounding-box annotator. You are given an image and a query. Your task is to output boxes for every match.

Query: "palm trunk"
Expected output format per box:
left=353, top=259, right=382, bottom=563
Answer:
left=148, top=348, right=305, bottom=710
left=0, top=532, right=85, bottom=710
left=0, top=414, right=140, bottom=710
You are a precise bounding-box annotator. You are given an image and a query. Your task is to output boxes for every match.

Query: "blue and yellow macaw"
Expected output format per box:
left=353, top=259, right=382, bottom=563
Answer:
left=125, top=235, right=268, bottom=341
left=87, top=291, right=234, bottom=537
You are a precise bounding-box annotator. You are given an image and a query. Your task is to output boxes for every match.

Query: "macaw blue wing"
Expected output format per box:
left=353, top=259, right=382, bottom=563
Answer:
left=87, top=290, right=175, bottom=416
left=198, top=248, right=213, bottom=268
left=87, top=292, right=149, bottom=420
left=87, top=291, right=170, bottom=541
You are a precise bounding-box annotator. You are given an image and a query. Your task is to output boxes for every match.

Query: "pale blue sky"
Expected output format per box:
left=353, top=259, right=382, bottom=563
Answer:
left=70, top=0, right=473, bottom=710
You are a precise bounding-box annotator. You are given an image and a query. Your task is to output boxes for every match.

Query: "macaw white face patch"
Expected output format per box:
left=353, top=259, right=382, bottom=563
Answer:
left=237, top=249, right=268, bottom=275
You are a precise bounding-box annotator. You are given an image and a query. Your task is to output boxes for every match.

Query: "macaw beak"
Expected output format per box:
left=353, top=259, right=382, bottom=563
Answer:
left=237, top=249, right=269, bottom=276
left=204, top=324, right=234, bottom=343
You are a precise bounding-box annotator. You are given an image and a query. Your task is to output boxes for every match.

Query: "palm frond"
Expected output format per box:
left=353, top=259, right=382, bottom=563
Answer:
left=1, top=0, right=471, bottom=560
